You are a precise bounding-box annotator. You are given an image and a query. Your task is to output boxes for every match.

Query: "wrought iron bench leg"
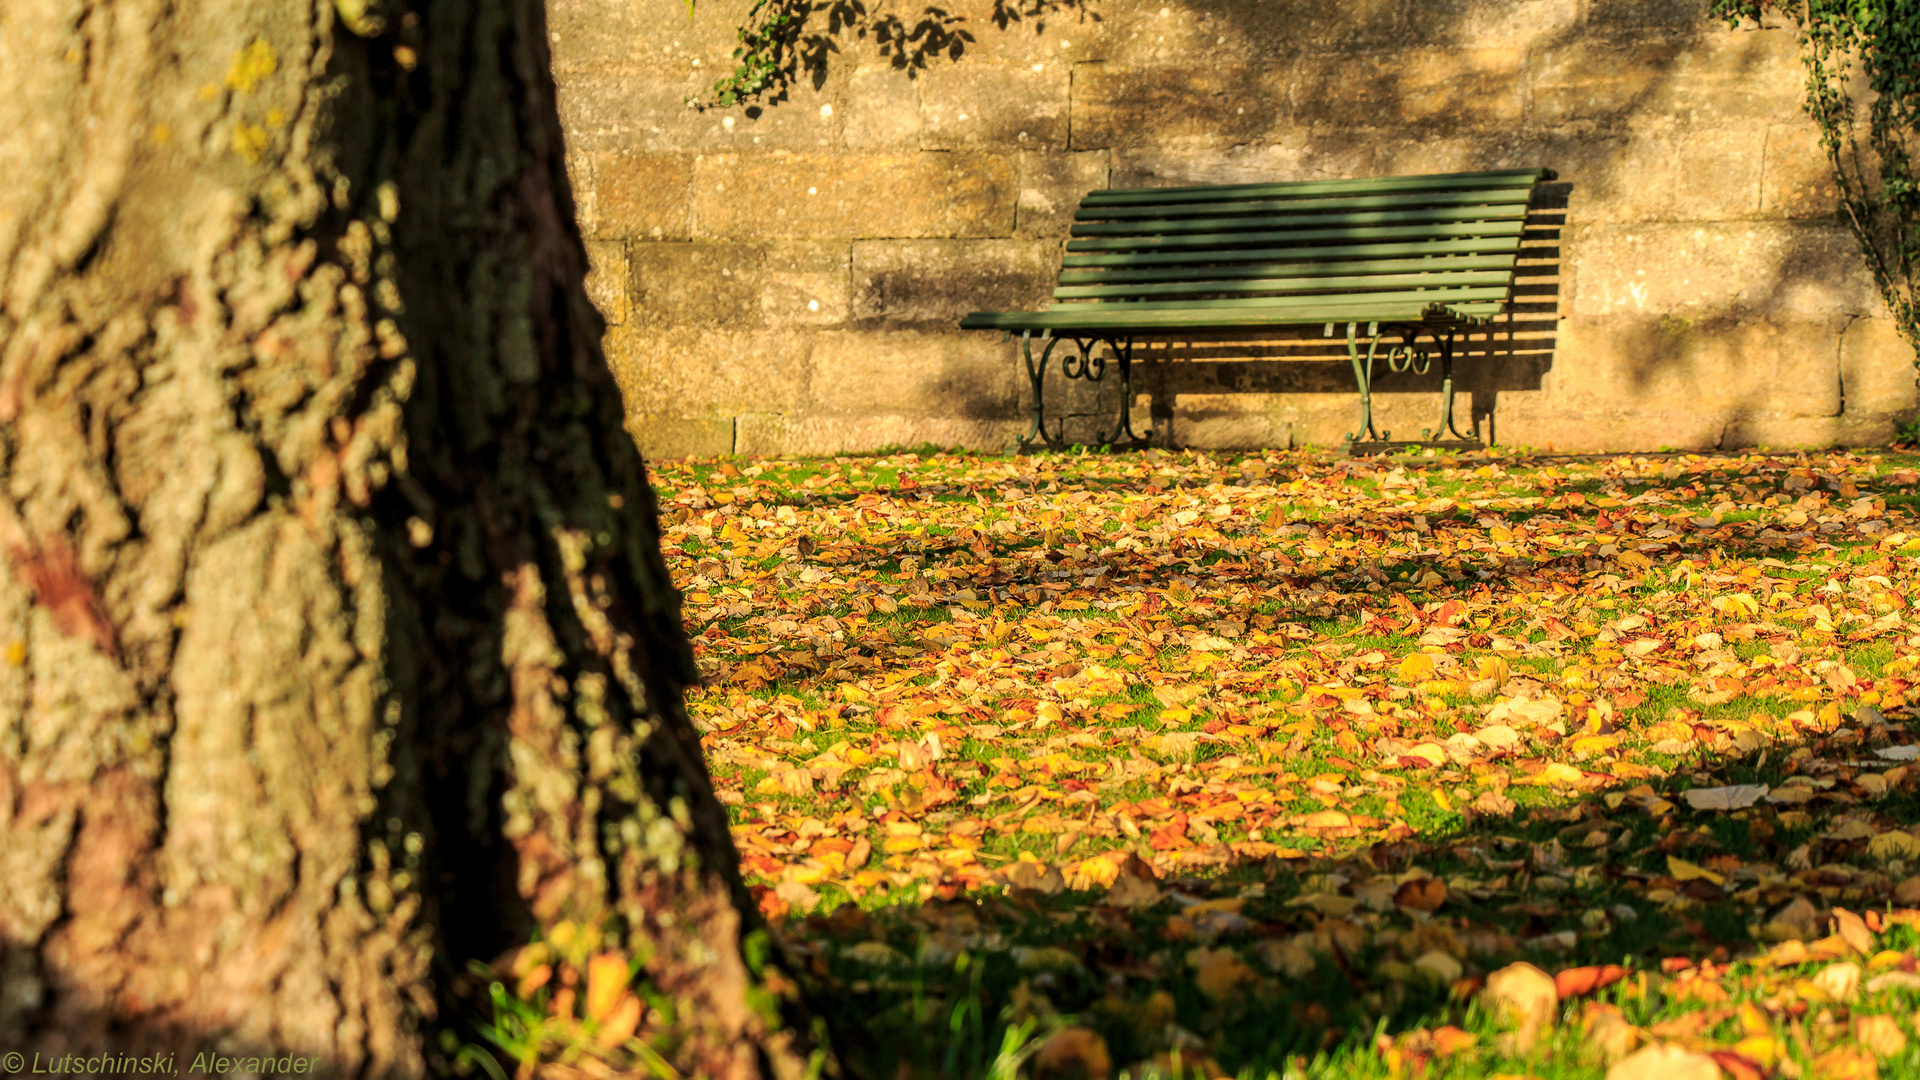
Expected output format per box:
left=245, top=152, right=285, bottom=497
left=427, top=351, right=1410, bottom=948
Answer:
left=1342, top=321, right=1389, bottom=446
left=1423, top=327, right=1479, bottom=443
left=1014, top=331, right=1068, bottom=453
left=1099, top=335, right=1151, bottom=448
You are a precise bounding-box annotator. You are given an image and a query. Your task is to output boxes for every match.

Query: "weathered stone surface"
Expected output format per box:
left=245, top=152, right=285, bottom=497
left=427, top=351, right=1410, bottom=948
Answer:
left=918, top=62, right=1070, bottom=149
left=1403, top=0, right=1582, bottom=46
left=1017, top=150, right=1109, bottom=238
left=626, top=415, right=736, bottom=460
left=805, top=331, right=1020, bottom=416
left=1570, top=223, right=1880, bottom=319
left=591, top=151, right=693, bottom=240
left=852, top=240, right=1056, bottom=327
left=626, top=241, right=850, bottom=329
left=584, top=240, right=629, bottom=326
left=1296, top=49, right=1526, bottom=131
left=1547, top=315, right=1842, bottom=418
left=690, top=152, right=1017, bottom=239
left=735, top=414, right=1024, bottom=456
left=1723, top=414, right=1903, bottom=449
left=603, top=325, right=811, bottom=416
left=1531, top=33, right=1801, bottom=129
left=629, top=242, right=768, bottom=327
left=761, top=243, right=854, bottom=328
left=1587, top=0, right=1713, bottom=31
left=1071, top=66, right=1291, bottom=151
left=1762, top=121, right=1841, bottom=219
left=844, top=66, right=922, bottom=150
left=1841, top=317, right=1920, bottom=417
left=1112, top=143, right=1375, bottom=190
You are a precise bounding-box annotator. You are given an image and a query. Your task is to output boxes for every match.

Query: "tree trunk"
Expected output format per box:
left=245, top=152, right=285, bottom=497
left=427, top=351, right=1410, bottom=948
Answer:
left=0, top=1, right=807, bottom=1075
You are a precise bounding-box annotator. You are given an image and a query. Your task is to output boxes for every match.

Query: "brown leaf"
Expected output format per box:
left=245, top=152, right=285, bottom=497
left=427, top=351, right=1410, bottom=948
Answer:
left=1033, top=1027, right=1111, bottom=1080
left=1393, top=877, right=1447, bottom=914
left=1606, top=1043, right=1723, bottom=1080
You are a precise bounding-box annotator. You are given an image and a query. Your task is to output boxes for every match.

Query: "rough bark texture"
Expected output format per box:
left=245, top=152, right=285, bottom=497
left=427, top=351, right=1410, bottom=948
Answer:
left=0, top=0, right=804, bottom=1075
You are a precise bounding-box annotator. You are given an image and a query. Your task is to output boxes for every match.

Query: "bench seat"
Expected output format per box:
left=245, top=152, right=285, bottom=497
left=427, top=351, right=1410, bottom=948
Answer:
left=959, top=168, right=1556, bottom=452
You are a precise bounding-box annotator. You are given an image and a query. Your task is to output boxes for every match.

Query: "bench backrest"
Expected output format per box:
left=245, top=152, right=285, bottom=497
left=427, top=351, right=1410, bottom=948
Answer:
left=1055, top=168, right=1554, bottom=325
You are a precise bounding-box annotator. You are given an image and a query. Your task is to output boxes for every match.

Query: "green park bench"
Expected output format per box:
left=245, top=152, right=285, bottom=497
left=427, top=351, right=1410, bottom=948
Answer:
left=959, top=167, right=1557, bottom=453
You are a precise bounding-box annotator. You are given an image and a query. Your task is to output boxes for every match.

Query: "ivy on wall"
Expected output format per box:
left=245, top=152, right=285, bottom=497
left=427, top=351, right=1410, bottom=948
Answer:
left=1713, top=0, right=1920, bottom=372
left=686, top=0, right=1090, bottom=112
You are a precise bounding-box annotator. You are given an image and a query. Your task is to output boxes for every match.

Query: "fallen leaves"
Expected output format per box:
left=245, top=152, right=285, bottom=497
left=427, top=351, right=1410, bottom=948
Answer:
left=645, top=447, right=1920, bottom=1078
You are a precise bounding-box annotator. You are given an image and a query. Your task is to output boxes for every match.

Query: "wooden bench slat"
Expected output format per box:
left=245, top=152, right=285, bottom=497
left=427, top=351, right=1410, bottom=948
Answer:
left=1075, top=187, right=1536, bottom=223
left=1046, top=285, right=1512, bottom=314
left=1058, top=253, right=1519, bottom=285
left=1054, top=270, right=1515, bottom=301
left=1069, top=204, right=1531, bottom=239
left=1065, top=219, right=1528, bottom=254
left=1074, top=192, right=1535, bottom=229
left=1080, top=168, right=1555, bottom=207
left=1059, top=241, right=1523, bottom=273
left=958, top=300, right=1506, bottom=332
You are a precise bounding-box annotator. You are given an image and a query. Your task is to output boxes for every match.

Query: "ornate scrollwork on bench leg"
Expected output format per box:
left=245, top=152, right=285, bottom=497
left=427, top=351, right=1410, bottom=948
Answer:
left=1012, top=331, right=1151, bottom=452
left=1343, top=322, right=1485, bottom=455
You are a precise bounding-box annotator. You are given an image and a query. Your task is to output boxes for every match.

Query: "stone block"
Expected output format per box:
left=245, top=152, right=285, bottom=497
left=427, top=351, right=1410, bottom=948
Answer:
left=626, top=415, right=736, bottom=460
left=1530, top=33, right=1802, bottom=129
left=844, top=66, right=922, bottom=150
left=591, top=151, right=693, bottom=240
left=602, top=325, right=811, bottom=417
left=629, top=242, right=768, bottom=328
left=1546, top=314, right=1841, bottom=418
left=1159, top=402, right=1290, bottom=450
left=1403, top=0, right=1582, bottom=47
left=689, top=152, right=1017, bottom=239
left=805, top=331, right=1020, bottom=416
left=851, top=240, right=1057, bottom=327
left=583, top=240, right=629, bottom=326
left=917, top=61, right=1070, bottom=150
left=1296, top=48, right=1526, bottom=131
left=1017, top=150, right=1109, bottom=238
left=1762, top=121, right=1840, bottom=220
left=760, top=243, right=853, bottom=328
left=735, top=413, right=1025, bottom=456
left=1111, top=143, right=1376, bottom=190
left=546, top=0, right=653, bottom=74
left=1722, top=415, right=1901, bottom=449
left=1492, top=411, right=1731, bottom=453
left=1587, top=0, right=1714, bottom=31
left=876, top=0, right=1104, bottom=65
left=556, top=72, right=707, bottom=153
left=1071, top=65, right=1290, bottom=151
left=1841, top=316, right=1920, bottom=418
left=1569, top=223, right=1879, bottom=320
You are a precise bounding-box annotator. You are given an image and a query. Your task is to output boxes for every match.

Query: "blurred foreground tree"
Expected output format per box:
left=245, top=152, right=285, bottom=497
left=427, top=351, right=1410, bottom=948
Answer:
left=0, top=0, right=812, bottom=1075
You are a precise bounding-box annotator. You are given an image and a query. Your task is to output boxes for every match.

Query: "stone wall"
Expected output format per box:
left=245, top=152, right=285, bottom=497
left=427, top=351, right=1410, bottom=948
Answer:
left=548, top=0, right=1920, bottom=457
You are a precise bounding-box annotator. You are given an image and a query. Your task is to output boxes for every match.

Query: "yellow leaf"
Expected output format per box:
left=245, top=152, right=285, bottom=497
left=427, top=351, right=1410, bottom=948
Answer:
left=1400, top=653, right=1438, bottom=682
left=585, top=953, right=630, bottom=1022
left=1667, top=855, right=1726, bottom=887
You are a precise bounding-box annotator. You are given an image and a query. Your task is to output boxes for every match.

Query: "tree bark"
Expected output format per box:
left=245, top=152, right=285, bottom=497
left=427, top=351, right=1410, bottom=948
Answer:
left=0, top=1, right=806, bottom=1075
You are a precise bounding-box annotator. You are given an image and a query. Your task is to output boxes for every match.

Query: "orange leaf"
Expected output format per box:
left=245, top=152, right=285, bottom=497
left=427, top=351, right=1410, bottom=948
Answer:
left=1554, top=964, right=1628, bottom=999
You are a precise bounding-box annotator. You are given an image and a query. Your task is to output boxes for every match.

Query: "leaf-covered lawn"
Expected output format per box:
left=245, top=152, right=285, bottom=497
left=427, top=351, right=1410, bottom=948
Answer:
left=653, top=446, right=1920, bottom=1080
